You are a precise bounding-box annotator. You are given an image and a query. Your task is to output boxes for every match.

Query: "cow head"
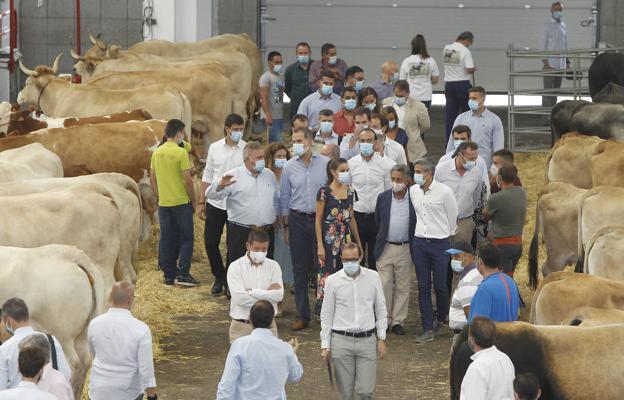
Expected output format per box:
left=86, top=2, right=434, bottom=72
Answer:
left=17, top=54, right=62, bottom=108
left=71, top=53, right=103, bottom=82
left=84, top=33, right=109, bottom=59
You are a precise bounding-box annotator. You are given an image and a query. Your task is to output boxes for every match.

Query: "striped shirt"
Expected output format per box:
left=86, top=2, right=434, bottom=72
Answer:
left=449, top=265, right=483, bottom=330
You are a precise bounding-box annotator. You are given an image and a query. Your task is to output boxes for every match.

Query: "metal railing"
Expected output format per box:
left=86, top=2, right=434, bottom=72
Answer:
left=506, top=44, right=624, bottom=151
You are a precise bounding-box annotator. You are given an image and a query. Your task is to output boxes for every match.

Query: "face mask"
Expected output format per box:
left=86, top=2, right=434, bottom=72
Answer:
left=272, top=64, right=283, bottom=74
left=342, top=261, right=360, bottom=275
left=552, top=11, right=563, bottom=20
left=413, top=173, right=425, bottom=186
left=354, top=80, right=364, bottom=91
left=320, top=121, right=334, bottom=134
left=464, top=160, right=476, bottom=170
left=388, top=120, right=396, bottom=129
left=249, top=251, right=267, bottom=264
left=451, top=259, right=465, bottom=274
left=321, top=84, right=333, bottom=96
left=468, top=99, right=480, bottom=111
left=392, top=72, right=399, bottom=83
left=344, top=99, right=357, bottom=111
left=359, top=143, right=374, bottom=157
left=490, top=164, right=499, bottom=176
left=328, top=56, right=338, bottom=65
left=337, top=171, right=351, bottom=185
left=453, top=139, right=466, bottom=150
left=394, top=96, right=406, bottom=106
left=391, top=182, right=406, bottom=193
left=274, top=158, right=287, bottom=169
left=356, top=123, right=368, bottom=131
left=254, top=159, right=265, bottom=173
left=293, top=143, right=306, bottom=156
left=297, top=55, right=310, bottom=64
left=365, top=103, right=376, bottom=111
left=373, top=128, right=383, bottom=137
left=4, top=322, right=13, bottom=336
left=230, top=130, right=243, bottom=142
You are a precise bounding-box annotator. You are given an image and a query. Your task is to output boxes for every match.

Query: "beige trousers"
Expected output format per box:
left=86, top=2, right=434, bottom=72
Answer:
left=454, top=217, right=475, bottom=244
left=376, top=243, right=413, bottom=327
left=229, top=319, right=278, bottom=343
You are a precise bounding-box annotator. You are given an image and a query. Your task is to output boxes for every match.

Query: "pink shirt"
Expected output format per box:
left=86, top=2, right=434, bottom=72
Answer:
left=38, top=364, right=74, bottom=400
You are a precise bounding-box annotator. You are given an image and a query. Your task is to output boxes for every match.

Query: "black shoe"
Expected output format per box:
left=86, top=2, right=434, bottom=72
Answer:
left=164, top=278, right=175, bottom=286
left=211, top=282, right=224, bottom=295
left=176, top=275, right=200, bottom=287
left=225, top=286, right=231, bottom=300
left=391, top=324, right=406, bottom=336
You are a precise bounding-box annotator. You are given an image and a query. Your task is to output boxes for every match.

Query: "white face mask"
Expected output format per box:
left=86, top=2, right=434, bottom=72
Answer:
left=490, top=164, right=499, bottom=176
left=249, top=251, right=267, bottom=264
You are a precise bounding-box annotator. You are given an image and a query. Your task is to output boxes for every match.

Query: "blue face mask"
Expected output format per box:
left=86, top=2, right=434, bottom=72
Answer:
left=359, top=143, right=374, bottom=157
left=552, top=10, right=563, bottom=20
left=354, top=80, right=364, bottom=91
left=344, top=99, right=357, bottom=111
left=413, top=173, right=425, bottom=186
left=254, top=159, right=265, bottom=173
left=453, top=139, right=466, bottom=150
left=394, top=96, right=406, bottom=106
left=365, top=102, right=376, bottom=111
left=297, top=55, right=310, bottom=64
left=293, top=143, right=306, bottom=156
left=230, top=130, right=243, bottom=142
left=388, top=120, right=396, bottom=129
left=468, top=99, right=480, bottom=111
left=320, top=121, right=334, bottom=134
left=321, top=84, right=333, bottom=96
left=272, top=64, right=283, bottom=74
left=338, top=171, right=351, bottom=185
left=464, top=160, right=477, bottom=170
left=274, top=158, right=287, bottom=169
left=451, top=259, right=465, bottom=274
left=392, top=72, right=399, bottom=83
left=342, top=261, right=360, bottom=275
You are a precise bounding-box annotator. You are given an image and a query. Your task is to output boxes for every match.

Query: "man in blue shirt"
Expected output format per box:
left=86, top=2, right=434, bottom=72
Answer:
left=216, top=300, right=303, bottom=399
left=468, top=243, right=520, bottom=323
left=297, top=69, right=343, bottom=130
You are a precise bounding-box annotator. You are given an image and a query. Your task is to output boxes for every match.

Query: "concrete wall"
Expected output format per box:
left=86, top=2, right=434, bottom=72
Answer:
left=599, top=0, right=624, bottom=46
left=215, top=0, right=258, bottom=45
left=19, top=0, right=144, bottom=74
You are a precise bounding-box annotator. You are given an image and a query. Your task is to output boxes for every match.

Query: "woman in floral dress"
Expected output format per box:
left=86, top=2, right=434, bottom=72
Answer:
left=314, top=157, right=361, bottom=315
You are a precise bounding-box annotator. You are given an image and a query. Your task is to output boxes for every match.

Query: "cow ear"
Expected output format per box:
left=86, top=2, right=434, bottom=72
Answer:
left=108, top=45, right=120, bottom=59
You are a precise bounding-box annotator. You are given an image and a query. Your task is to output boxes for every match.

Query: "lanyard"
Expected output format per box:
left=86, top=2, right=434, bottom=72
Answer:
left=498, top=273, right=513, bottom=317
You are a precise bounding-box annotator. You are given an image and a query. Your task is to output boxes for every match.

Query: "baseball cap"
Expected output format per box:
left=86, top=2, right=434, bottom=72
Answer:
left=445, top=241, right=475, bottom=255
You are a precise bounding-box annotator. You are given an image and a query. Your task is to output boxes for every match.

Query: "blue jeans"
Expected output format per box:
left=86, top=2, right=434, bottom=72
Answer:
left=268, top=119, right=284, bottom=143
left=159, top=203, right=194, bottom=280
left=411, top=236, right=450, bottom=331
left=444, top=80, right=471, bottom=142
left=288, top=211, right=318, bottom=322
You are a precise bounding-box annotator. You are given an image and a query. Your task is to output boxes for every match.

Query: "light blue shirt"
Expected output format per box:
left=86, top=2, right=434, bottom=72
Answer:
left=540, top=17, right=567, bottom=70
left=279, top=153, right=329, bottom=215
left=296, top=91, right=342, bottom=129
left=216, top=328, right=303, bottom=400
left=445, top=109, right=504, bottom=167
left=369, top=79, right=394, bottom=101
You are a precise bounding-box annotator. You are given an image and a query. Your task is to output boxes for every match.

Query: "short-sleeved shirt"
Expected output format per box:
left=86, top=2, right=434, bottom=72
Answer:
left=259, top=70, right=284, bottom=120
left=443, top=41, right=474, bottom=82
left=150, top=141, right=191, bottom=207
left=333, top=110, right=356, bottom=137
left=468, top=272, right=520, bottom=323
left=486, top=186, right=527, bottom=238
left=399, top=55, right=440, bottom=101
left=449, top=265, right=483, bottom=330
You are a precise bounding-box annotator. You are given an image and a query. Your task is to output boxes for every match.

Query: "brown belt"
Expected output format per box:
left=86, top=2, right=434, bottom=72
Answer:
left=493, top=236, right=522, bottom=245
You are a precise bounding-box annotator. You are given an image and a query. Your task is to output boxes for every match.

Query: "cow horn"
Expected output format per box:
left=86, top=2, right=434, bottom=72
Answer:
left=96, top=38, right=106, bottom=50
left=51, top=53, right=63, bottom=74
left=89, top=33, right=98, bottom=45
left=18, top=59, right=36, bottom=76
left=70, top=48, right=84, bottom=61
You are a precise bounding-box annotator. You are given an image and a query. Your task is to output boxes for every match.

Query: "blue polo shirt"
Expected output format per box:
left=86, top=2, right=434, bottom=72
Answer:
left=468, top=272, right=520, bottom=323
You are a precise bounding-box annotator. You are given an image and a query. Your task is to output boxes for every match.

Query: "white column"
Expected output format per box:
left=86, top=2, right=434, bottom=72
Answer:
left=145, top=0, right=213, bottom=42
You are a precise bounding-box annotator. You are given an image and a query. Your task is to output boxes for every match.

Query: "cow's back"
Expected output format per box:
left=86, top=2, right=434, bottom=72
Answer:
left=591, top=141, right=624, bottom=187
left=548, top=134, right=604, bottom=188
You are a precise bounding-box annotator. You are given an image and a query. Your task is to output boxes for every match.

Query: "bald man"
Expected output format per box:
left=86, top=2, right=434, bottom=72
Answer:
left=320, top=143, right=341, bottom=160
left=87, top=283, right=157, bottom=400
left=370, top=60, right=399, bottom=101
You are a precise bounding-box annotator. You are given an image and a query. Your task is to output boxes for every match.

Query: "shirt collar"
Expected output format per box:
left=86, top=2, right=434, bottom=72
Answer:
left=14, top=326, right=34, bottom=337
left=469, top=108, right=487, bottom=117
left=315, top=132, right=339, bottom=142
left=459, top=262, right=477, bottom=280
left=244, top=254, right=265, bottom=268
left=251, top=328, right=273, bottom=336
left=471, top=345, right=499, bottom=361
left=296, top=152, right=320, bottom=162
left=316, top=91, right=334, bottom=100
left=163, top=141, right=178, bottom=147
left=339, top=267, right=365, bottom=281
left=108, top=307, right=133, bottom=316
left=18, top=381, right=38, bottom=389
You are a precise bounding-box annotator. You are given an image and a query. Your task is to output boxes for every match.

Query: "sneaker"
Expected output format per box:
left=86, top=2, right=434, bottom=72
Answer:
left=433, top=319, right=446, bottom=334
left=391, top=324, right=406, bottom=336
left=164, top=278, right=175, bottom=286
left=176, top=275, right=200, bottom=287
left=416, top=330, right=435, bottom=343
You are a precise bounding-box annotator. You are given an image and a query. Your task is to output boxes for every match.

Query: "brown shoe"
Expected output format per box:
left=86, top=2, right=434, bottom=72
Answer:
left=291, top=319, right=309, bottom=331
left=276, top=302, right=284, bottom=318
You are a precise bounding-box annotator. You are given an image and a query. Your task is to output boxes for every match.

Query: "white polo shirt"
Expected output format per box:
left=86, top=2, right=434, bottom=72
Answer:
left=443, top=42, right=475, bottom=82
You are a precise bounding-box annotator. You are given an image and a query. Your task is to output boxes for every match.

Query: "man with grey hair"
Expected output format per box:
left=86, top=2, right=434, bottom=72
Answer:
left=410, top=158, right=458, bottom=343
left=18, top=335, right=73, bottom=400
left=88, top=282, right=157, bottom=400
left=207, top=141, right=280, bottom=262
left=373, top=164, right=416, bottom=335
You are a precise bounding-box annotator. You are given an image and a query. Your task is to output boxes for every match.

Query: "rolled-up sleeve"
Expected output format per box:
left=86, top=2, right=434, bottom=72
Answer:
left=138, top=330, right=157, bottom=390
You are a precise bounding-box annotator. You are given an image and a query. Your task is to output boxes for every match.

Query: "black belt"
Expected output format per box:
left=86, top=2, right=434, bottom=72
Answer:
left=387, top=240, right=409, bottom=245
left=228, top=221, right=273, bottom=231
left=332, top=328, right=376, bottom=338
left=414, top=236, right=449, bottom=243
left=233, top=318, right=250, bottom=324
left=452, top=329, right=462, bottom=334
left=354, top=211, right=375, bottom=217
left=290, top=209, right=316, bottom=218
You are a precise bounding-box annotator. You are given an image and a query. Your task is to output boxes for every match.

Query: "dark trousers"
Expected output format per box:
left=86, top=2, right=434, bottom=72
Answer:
left=289, top=211, right=318, bottom=322
left=204, top=203, right=228, bottom=286
left=444, top=80, right=471, bottom=142
left=421, top=100, right=432, bottom=109
left=543, top=75, right=563, bottom=108
left=226, top=221, right=275, bottom=263
left=159, top=203, right=194, bottom=280
left=355, top=211, right=378, bottom=270
left=497, top=243, right=523, bottom=276
left=411, top=236, right=451, bottom=331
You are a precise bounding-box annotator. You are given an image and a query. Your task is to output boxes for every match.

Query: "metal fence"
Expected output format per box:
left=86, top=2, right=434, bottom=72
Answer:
left=506, top=44, right=624, bottom=151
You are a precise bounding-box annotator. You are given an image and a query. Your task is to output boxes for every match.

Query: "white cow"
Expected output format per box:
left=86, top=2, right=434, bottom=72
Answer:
left=0, top=143, right=63, bottom=183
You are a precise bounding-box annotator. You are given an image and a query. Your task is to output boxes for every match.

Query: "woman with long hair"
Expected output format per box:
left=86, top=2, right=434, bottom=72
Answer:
left=399, top=34, right=440, bottom=108
left=357, top=87, right=380, bottom=114
left=314, top=157, right=360, bottom=315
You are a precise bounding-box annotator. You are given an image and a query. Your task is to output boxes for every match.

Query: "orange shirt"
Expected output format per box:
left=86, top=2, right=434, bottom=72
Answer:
left=333, top=109, right=355, bottom=137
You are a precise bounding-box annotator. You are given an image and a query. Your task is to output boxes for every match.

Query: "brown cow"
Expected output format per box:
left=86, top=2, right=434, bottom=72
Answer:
left=590, top=140, right=624, bottom=187
left=546, top=133, right=603, bottom=189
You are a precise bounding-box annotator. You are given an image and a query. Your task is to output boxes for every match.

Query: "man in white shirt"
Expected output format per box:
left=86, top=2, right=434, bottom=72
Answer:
left=198, top=113, right=247, bottom=297
left=443, top=31, right=476, bottom=141
left=217, top=300, right=302, bottom=399
left=313, top=109, right=340, bottom=154
left=348, top=128, right=395, bottom=270
left=0, top=345, right=56, bottom=400
left=206, top=141, right=279, bottom=263
left=435, top=142, right=483, bottom=244
left=540, top=2, right=568, bottom=110
left=0, top=298, right=71, bottom=391
left=320, top=243, right=388, bottom=400
left=88, top=282, right=157, bottom=400
left=460, top=316, right=515, bottom=400
left=227, top=230, right=284, bottom=343
left=438, top=125, right=489, bottom=187
left=370, top=113, right=407, bottom=165
left=410, top=158, right=458, bottom=343
left=18, top=335, right=73, bottom=400
left=339, top=107, right=371, bottom=159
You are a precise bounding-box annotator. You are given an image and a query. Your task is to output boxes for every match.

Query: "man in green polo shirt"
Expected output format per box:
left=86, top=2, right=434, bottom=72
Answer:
left=150, top=119, right=199, bottom=286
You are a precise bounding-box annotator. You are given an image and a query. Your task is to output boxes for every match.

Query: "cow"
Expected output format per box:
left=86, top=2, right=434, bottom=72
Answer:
left=528, top=182, right=587, bottom=287
left=549, top=100, right=589, bottom=145
left=0, top=142, right=63, bottom=183
left=529, top=271, right=624, bottom=325
left=590, top=140, right=624, bottom=187
left=0, top=244, right=105, bottom=397
left=583, top=226, right=624, bottom=281
left=17, top=54, right=192, bottom=138
left=86, top=63, right=233, bottom=148
left=565, top=307, right=624, bottom=327
left=546, top=133, right=603, bottom=189
left=449, top=321, right=624, bottom=400
left=0, top=173, right=144, bottom=282
left=592, top=81, right=624, bottom=104
left=570, top=102, right=624, bottom=140
left=588, top=52, right=624, bottom=100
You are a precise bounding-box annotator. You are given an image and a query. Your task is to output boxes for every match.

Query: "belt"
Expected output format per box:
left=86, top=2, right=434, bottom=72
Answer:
left=332, top=328, right=376, bottom=338
left=290, top=209, right=316, bottom=218
left=493, top=236, right=522, bottom=245
left=354, top=211, right=375, bottom=216
left=387, top=240, right=409, bottom=246
left=452, top=329, right=462, bottom=334
left=414, top=236, right=449, bottom=243
left=233, top=318, right=250, bottom=324
left=228, top=220, right=273, bottom=231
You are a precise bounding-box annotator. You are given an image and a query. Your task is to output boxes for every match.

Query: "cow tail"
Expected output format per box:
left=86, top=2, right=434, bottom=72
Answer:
left=575, top=191, right=593, bottom=273
left=61, top=246, right=105, bottom=320
left=528, top=196, right=541, bottom=289
left=583, top=226, right=609, bottom=275
left=171, top=89, right=192, bottom=141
